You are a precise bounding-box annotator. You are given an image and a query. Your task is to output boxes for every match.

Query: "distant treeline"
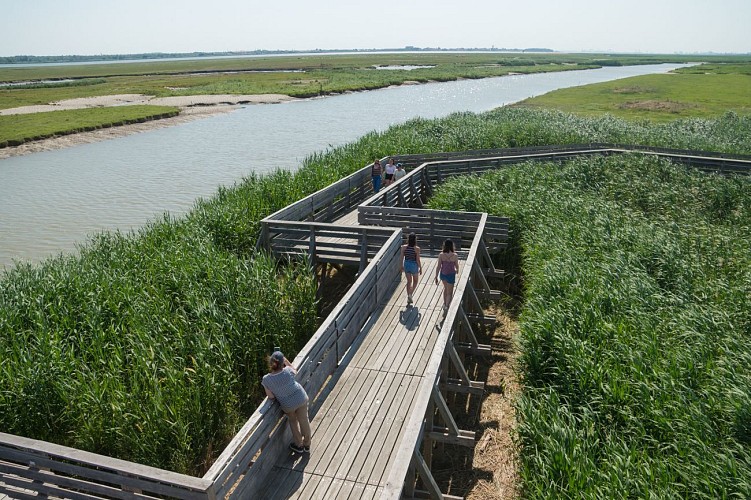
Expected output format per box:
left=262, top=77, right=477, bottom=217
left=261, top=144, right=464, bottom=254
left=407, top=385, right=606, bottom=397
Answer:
left=0, top=47, right=554, bottom=65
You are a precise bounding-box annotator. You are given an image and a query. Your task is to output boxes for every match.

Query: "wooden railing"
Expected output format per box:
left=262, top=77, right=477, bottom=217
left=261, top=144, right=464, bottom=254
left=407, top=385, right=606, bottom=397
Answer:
left=382, top=214, right=489, bottom=499
left=357, top=164, right=509, bottom=252
left=393, top=143, right=751, bottom=176
left=261, top=220, right=395, bottom=271
left=3, top=144, right=748, bottom=499
left=262, top=164, right=373, bottom=224
left=203, top=230, right=403, bottom=499
left=0, top=433, right=213, bottom=499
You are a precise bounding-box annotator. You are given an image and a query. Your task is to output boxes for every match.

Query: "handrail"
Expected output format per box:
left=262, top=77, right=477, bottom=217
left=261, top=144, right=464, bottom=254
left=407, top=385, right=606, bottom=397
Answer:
left=203, top=228, right=402, bottom=498
left=0, top=432, right=213, bottom=499
left=4, top=144, right=746, bottom=500
left=382, top=213, right=488, bottom=498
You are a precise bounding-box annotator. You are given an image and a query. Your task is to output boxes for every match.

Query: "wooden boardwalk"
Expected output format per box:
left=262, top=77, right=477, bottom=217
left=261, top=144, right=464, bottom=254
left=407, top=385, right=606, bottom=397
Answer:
left=257, top=252, right=461, bottom=498
left=6, top=145, right=737, bottom=499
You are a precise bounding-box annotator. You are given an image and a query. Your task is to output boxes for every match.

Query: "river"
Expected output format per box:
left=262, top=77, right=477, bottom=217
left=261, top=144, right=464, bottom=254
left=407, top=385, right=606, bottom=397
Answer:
left=0, top=63, right=687, bottom=270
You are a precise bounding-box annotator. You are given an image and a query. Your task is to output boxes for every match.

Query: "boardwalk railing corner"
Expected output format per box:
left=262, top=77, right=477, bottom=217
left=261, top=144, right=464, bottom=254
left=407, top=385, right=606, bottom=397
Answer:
left=2, top=146, right=749, bottom=499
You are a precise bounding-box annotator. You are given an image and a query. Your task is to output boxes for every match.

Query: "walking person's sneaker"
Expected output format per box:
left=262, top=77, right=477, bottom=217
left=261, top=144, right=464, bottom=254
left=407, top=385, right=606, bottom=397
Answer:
left=304, top=445, right=311, bottom=453
left=289, top=442, right=305, bottom=454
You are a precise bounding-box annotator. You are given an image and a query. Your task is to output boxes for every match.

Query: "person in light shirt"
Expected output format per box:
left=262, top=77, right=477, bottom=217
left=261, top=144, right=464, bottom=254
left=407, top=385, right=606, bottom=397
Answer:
left=262, top=351, right=312, bottom=454
left=384, top=158, right=397, bottom=186
left=393, top=162, right=406, bottom=181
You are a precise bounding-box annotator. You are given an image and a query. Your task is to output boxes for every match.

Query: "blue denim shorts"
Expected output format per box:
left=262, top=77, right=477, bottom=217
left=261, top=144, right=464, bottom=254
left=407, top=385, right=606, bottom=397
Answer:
left=439, top=272, right=456, bottom=285
left=404, top=260, right=418, bottom=275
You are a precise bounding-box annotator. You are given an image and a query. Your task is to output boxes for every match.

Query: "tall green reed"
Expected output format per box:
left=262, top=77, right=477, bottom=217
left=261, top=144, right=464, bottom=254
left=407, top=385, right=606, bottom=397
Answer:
left=430, top=153, right=751, bottom=498
left=2, top=107, right=750, bottom=475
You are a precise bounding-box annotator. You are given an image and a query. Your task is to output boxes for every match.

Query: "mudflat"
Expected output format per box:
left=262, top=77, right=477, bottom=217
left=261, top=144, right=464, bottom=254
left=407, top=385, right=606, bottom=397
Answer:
left=0, top=93, right=296, bottom=159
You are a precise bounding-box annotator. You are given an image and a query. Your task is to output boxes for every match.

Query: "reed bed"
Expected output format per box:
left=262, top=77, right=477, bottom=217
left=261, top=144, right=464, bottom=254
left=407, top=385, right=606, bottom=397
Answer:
left=0, top=105, right=179, bottom=147
left=429, top=154, right=751, bottom=498
left=1, top=108, right=750, bottom=476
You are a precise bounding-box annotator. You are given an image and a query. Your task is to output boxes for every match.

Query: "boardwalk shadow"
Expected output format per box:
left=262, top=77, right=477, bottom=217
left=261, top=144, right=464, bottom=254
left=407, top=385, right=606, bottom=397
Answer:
left=399, top=306, right=422, bottom=331
left=269, top=453, right=308, bottom=498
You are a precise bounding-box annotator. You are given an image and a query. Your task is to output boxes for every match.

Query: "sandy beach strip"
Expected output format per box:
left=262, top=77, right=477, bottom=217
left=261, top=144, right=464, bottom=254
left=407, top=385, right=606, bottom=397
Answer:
left=0, top=94, right=296, bottom=159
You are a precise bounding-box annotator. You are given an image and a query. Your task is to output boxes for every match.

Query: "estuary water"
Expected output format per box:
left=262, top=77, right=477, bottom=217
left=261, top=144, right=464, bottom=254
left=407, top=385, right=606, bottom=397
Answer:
left=0, top=63, right=687, bottom=269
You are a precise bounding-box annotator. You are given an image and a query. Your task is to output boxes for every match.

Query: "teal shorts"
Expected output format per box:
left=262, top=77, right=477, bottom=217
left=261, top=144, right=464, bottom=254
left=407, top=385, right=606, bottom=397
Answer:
left=404, top=260, right=418, bottom=275
left=440, top=272, right=456, bottom=285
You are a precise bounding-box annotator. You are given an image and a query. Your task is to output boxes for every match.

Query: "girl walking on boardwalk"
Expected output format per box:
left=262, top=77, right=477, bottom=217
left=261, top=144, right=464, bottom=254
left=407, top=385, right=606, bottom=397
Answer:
left=384, top=158, right=397, bottom=186
left=371, top=159, right=383, bottom=193
left=435, top=239, right=459, bottom=311
left=262, top=351, right=312, bottom=454
left=400, top=232, right=422, bottom=305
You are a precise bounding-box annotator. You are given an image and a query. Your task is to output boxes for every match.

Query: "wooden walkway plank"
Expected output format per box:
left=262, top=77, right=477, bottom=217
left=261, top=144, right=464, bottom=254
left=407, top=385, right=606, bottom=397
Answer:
left=346, top=374, right=416, bottom=486
left=335, top=373, right=413, bottom=484
left=312, top=370, right=390, bottom=478
left=336, top=208, right=361, bottom=227
left=309, top=369, right=386, bottom=476
left=253, top=248, right=473, bottom=498
left=257, top=467, right=303, bottom=499
left=289, top=472, right=323, bottom=499
left=362, top=374, right=423, bottom=486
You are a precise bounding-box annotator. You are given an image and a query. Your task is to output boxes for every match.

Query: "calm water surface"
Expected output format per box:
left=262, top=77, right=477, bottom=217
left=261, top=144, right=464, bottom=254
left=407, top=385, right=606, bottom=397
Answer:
left=0, top=64, right=687, bottom=269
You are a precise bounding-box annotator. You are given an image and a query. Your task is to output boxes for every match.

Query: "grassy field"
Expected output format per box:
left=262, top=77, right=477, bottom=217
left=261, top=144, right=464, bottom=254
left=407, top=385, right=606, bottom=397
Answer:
left=0, top=105, right=178, bottom=147
left=2, top=53, right=749, bottom=149
left=1, top=107, right=750, bottom=476
left=0, top=52, right=714, bottom=85
left=516, top=62, right=751, bottom=121
left=429, top=154, right=751, bottom=498
left=0, top=52, right=608, bottom=109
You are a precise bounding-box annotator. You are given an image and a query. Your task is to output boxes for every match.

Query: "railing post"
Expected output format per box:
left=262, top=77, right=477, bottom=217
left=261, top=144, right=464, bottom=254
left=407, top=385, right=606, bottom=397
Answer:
left=256, top=221, right=270, bottom=252
left=308, top=226, right=316, bottom=269
left=422, top=167, right=433, bottom=196
left=359, top=229, right=368, bottom=275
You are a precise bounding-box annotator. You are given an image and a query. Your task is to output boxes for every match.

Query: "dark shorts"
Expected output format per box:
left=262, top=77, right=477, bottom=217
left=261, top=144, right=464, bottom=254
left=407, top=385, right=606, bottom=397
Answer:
left=440, top=272, right=456, bottom=285
left=385, top=173, right=394, bottom=180
left=404, top=260, right=418, bottom=275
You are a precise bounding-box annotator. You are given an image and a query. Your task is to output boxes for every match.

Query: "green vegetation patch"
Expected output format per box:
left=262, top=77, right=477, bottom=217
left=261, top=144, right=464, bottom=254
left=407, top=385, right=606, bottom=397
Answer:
left=4, top=53, right=747, bottom=110
left=0, top=105, right=179, bottom=147
left=2, top=78, right=107, bottom=89
left=2, top=107, right=750, bottom=475
left=430, top=154, right=751, bottom=498
left=516, top=62, right=751, bottom=122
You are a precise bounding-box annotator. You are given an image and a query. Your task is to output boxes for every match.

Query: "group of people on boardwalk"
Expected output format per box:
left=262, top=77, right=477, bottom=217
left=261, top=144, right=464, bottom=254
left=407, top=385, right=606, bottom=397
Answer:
left=401, top=233, right=459, bottom=311
left=372, top=157, right=406, bottom=193
left=263, top=232, right=459, bottom=458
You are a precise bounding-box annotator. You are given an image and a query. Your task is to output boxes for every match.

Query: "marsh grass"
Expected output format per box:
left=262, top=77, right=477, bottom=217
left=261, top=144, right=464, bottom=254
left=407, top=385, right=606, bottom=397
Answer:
left=429, top=154, right=751, bottom=498
left=1, top=107, right=750, bottom=475
left=0, top=105, right=179, bottom=147
left=516, top=63, right=751, bottom=122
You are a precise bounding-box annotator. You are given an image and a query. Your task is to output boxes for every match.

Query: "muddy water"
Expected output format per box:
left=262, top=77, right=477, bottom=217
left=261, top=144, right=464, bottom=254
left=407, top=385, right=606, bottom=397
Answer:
left=0, top=63, right=688, bottom=269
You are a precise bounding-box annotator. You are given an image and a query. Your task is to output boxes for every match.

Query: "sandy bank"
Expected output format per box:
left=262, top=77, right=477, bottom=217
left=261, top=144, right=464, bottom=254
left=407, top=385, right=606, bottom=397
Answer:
left=0, top=94, right=296, bottom=159
left=0, top=93, right=295, bottom=115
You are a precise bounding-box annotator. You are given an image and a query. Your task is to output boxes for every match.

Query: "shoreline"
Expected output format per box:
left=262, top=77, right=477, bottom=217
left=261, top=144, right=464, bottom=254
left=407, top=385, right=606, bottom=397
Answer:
left=0, top=94, right=296, bottom=160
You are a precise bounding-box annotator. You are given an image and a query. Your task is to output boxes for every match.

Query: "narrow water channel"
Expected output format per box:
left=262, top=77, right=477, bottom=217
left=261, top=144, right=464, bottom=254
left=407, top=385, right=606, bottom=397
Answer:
left=0, top=63, right=688, bottom=269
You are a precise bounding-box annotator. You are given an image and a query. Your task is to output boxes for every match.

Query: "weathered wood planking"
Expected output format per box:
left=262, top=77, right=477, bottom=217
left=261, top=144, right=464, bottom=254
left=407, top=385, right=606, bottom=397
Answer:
left=263, top=166, right=374, bottom=224
left=0, top=433, right=213, bottom=500
left=207, top=231, right=403, bottom=498
left=252, top=250, right=465, bottom=498
left=381, top=215, right=487, bottom=499
left=264, top=221, right=395, bottom=266
left=8, top=145, right=740, bottom=499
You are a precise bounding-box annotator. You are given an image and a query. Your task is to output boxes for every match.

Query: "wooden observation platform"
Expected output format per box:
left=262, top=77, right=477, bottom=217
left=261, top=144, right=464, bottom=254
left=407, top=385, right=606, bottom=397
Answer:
left=2, top=145, right=749, bottom=499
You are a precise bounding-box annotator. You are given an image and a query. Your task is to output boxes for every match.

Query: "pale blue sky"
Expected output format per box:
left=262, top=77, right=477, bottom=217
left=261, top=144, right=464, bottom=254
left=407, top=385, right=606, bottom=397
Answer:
left=2, top=0, right=749, bottom=57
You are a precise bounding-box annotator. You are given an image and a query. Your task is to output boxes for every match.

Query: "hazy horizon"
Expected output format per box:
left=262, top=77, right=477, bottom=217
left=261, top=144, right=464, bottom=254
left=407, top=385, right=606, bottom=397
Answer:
left=4, top=47, right=750, bottom=60
left=2, top=0, right=749, bottom=58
